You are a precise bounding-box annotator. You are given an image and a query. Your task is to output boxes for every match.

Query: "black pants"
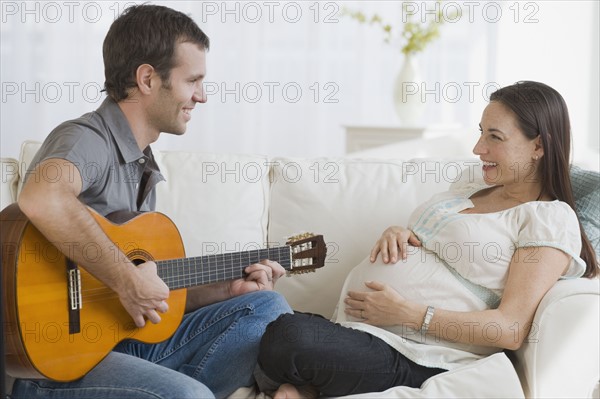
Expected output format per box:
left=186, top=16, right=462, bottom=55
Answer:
left=257, top=312, right=446, bottom=397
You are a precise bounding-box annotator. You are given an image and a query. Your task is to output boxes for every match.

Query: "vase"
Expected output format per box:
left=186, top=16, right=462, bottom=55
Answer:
left=393, top=55, right=425, bottom=125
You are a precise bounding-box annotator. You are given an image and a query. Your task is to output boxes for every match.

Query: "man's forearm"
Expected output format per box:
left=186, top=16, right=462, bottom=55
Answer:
left=18, top=167, right=136, bottom=294
left=184, top=283, right=232, bottom=312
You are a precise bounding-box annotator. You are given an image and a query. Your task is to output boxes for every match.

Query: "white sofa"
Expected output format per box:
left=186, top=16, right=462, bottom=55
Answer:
left=2, top=141, right=599, bottom=399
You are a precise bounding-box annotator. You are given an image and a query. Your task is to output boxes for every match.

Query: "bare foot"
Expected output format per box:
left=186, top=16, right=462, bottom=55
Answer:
left=272, top=383, right=318, bottom=399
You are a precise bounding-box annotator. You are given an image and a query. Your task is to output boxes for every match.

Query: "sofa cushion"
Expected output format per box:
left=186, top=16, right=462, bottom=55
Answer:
left=154, top=151, right=270, bottom=258
left=15, top=142, right=271, bottom=260
left=268, top=157, right=479, bottom=318
left=570, top=166, right=600, bottom=259
left=343, top=352, right=524, bottom=398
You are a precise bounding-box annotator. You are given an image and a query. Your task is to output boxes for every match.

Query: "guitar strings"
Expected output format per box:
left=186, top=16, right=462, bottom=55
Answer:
left=157, top=247, right=291, bottom=288
left=76, top=248, right=292, bottom=304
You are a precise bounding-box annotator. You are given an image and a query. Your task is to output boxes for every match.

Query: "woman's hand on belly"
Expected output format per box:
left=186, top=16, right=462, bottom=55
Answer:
left=370, top=226, right=422, bottom=264
left=344, top=280, right=425, bottom=328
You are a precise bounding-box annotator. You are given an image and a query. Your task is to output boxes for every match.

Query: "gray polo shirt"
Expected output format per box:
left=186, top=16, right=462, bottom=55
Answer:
left=26, top=97, right=165, bottom=216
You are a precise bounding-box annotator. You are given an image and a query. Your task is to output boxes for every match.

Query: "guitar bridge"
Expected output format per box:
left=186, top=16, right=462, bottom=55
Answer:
left=68, top=268, right=82, bottom=311
left=66, top=259, right=82, bottom=334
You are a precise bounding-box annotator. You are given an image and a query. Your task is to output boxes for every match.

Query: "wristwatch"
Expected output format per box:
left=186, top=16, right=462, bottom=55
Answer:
left=420, top=306, right=435, bottom=334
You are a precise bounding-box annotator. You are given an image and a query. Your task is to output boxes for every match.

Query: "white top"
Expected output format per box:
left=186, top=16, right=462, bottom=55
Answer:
left=334, top=181, right=586, bottom=370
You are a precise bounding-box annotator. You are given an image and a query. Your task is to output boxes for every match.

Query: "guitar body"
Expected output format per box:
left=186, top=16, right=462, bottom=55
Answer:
left=2, top=203, right=326, bottom=382
left=1, top=204, right=187, bottom=381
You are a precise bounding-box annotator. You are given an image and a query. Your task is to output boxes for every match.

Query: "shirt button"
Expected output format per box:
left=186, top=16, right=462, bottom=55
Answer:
left=138, top=158, right=146, bottom=164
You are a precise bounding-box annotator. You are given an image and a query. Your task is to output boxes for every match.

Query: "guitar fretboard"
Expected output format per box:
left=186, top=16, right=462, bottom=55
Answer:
left=156, top=246, right=292, bottom=290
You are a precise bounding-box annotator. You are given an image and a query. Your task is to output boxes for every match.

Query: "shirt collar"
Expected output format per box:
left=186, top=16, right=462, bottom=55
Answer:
left=96, top=97, right=147, bottom=164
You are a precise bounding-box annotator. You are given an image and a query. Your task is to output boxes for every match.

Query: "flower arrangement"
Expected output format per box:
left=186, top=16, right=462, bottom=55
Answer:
left=343, top=1, right=451, bottom=56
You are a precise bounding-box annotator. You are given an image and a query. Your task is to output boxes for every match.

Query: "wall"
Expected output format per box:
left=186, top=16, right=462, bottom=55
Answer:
left=1, top=1, right=598, bottom=168
left=494, top=0, right=599, bottom=169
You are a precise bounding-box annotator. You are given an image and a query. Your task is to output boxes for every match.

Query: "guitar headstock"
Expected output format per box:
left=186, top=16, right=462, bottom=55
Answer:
left=286, top=233, right=327, bottom=275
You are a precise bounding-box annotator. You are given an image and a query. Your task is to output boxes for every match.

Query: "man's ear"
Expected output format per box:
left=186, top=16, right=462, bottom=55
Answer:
left=135, top=64, right=155, bottom=95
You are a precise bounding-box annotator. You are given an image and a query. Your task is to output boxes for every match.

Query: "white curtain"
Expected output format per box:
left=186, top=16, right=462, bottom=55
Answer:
left=1, top=1, right=597, bottom=167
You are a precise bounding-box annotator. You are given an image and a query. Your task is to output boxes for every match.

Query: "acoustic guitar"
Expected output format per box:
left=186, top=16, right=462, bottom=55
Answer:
left=1, top=203, right=327, bottom=382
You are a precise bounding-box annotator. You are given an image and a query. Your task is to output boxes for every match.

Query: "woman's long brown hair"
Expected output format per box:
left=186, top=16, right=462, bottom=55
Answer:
left=490, top=81, right=598, bottom=278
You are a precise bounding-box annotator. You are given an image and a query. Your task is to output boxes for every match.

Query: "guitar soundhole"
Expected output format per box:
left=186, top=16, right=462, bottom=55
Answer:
left=127, top=249, right=154, bottom=266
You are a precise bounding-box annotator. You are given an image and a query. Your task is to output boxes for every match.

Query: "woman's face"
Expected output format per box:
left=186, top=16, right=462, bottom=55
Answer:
left=473, top=101, right=542, bottom=186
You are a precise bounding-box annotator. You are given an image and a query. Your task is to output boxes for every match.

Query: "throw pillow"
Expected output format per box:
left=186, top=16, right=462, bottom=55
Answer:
left=570, top=166, right=600, bottom=260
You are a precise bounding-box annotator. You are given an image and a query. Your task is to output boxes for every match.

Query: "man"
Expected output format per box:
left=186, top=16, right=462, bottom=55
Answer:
left=12, top=5, right=291, bottom=399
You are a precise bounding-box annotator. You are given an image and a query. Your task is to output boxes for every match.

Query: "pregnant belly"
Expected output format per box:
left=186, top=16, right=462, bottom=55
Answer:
left=336, top=248, right=488, bottom=327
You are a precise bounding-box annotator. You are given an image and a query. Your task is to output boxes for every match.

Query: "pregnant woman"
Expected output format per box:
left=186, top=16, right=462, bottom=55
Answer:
left=255, top=81, right=599, bottom=399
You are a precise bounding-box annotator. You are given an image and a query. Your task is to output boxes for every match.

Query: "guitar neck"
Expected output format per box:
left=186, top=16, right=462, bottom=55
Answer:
left=156, top=246, right=292, bottom=290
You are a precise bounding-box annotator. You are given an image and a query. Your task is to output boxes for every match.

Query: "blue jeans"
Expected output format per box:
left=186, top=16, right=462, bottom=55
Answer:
left=256, top=312, right=446, bottom=396
left=11, top=291, right=292, bottom=399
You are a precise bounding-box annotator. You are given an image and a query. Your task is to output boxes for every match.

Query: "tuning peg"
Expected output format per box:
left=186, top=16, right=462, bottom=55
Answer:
left=286, top=232, right=315, bottom=241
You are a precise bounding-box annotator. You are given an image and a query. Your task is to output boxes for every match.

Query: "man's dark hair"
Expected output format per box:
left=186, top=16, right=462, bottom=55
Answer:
left=103, top=4, right=209, bottom=102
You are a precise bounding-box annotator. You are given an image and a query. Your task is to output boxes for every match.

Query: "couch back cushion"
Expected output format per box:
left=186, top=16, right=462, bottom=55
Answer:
left=268, top=157, right=479, bottom=318
left=13, top=142, right=271, bottom=260
left=154, top=151, right=271, bottom=258
left=16, top=141, right=43, bottom=195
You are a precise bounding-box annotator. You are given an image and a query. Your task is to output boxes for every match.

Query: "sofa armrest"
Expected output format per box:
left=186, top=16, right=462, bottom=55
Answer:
left=513, top=278, right=600, bottom=398
left=1, top=157, right=19, bottom=211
